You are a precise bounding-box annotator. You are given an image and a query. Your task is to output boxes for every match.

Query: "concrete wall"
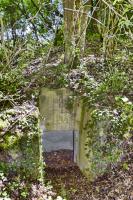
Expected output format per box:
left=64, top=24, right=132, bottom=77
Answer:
left=40, top=88, right=75, bottom=131
left=76, top=103, right=90, bottom=176
left=77, top=103, right=121, bottom=181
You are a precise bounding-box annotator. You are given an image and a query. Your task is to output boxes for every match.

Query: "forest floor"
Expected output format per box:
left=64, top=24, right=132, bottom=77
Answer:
left=45, top=146, right=133, bottom=200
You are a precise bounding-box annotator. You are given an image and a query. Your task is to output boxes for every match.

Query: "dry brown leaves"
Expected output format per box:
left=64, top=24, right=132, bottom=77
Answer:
left=45, top=146, right=133, bottom=200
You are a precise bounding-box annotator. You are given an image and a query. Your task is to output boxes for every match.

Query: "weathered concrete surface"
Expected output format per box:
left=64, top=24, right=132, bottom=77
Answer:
left=42, top=131, right=74, bottom=152
left=40, top=88, right=75, bottom=131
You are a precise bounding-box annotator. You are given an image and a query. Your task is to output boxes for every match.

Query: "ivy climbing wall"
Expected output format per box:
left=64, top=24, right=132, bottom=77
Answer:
left=78, top=103, right=124, bottom=180
left=0, top=103, right=43, bottom=181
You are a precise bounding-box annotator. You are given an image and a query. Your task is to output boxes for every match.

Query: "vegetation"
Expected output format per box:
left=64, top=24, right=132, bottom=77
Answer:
left=0, top=0, right=132, bottom=199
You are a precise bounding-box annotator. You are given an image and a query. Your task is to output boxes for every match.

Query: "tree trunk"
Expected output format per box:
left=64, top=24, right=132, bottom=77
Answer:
left=63, top=0, right=75, bottom=66
left=63, top=0, right=89, bottom=68
left=78, top=5, right=89, bottom=57
left=0, top=18, right=4, bottom=45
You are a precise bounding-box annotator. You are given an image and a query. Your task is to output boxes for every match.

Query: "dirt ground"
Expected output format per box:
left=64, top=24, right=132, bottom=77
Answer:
left=44, top=149, right=133, bottom=200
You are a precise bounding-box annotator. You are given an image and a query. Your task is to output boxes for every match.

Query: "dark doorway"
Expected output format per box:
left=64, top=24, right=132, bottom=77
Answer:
left=43, top=130, right=76, bottom=167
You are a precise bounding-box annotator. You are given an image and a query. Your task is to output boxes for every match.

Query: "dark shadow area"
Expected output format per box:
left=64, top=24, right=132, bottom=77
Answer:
left=43, top=130, right=77, bottom=169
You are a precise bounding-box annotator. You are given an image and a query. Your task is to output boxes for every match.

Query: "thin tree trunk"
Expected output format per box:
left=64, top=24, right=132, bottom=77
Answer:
left=63, top=0, right=75, bottom=66
left=0, top=17, right=4, bottom=45
left=78, top=5, right=89, bottom=57
left=63, top=0, right=89, bottom=68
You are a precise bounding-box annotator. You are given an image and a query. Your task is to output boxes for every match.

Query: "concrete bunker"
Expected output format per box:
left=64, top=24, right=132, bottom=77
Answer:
left=39, top=88, right=80, bottom=165
left=39, top=88, right=113, bottom=180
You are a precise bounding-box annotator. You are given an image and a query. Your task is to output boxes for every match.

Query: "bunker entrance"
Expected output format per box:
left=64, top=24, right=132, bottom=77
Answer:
left=39, top=88, right=80, bottom=167
left=43, top=130, right=76, bottom=168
